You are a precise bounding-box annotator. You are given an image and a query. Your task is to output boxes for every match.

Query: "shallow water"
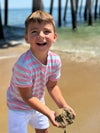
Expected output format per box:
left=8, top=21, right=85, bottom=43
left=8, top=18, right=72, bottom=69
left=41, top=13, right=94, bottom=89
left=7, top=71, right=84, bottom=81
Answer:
left=2, top=25, right=100, bottom=64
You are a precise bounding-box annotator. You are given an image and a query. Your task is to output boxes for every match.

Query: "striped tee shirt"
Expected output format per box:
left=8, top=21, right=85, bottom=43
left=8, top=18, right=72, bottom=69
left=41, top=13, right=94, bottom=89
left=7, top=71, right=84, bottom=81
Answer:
left=7, top=49, right=61, bottom=111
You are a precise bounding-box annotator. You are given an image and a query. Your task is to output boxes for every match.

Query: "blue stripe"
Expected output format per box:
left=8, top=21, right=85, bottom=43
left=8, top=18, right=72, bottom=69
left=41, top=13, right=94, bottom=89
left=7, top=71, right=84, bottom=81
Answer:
left=32, top=89, right=45, bottom=95
left=15, top=80, right=32, bottom=86
left=33, top=85, right=45, bottom=91
left=14, top=66, right=30, bottom=75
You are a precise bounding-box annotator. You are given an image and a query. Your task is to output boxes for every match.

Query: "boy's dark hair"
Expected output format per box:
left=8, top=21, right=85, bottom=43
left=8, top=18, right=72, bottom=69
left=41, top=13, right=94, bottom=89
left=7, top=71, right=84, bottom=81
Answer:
left=25, top=10, right=56, bottom=34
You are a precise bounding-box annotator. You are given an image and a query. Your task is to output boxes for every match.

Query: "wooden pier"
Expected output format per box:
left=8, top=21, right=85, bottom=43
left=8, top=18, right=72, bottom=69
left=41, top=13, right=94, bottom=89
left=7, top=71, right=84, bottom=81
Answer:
left=0, top=0, right=100, bottom=39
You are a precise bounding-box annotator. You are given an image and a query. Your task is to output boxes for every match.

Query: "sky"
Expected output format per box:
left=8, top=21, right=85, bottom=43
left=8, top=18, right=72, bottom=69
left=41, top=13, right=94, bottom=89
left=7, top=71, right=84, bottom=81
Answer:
left=0, top=0, right=86, bottom=9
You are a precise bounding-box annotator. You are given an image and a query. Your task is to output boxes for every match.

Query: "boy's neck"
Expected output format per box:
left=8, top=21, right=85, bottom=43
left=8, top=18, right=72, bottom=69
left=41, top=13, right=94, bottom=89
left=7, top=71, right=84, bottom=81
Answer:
left=30, top=49, right=48, bottom=65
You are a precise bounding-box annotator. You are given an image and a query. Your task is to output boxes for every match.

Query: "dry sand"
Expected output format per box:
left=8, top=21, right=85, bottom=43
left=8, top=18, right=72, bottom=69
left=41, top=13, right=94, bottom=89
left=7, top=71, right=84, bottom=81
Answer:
left=0, top=44, right=100, bottom=133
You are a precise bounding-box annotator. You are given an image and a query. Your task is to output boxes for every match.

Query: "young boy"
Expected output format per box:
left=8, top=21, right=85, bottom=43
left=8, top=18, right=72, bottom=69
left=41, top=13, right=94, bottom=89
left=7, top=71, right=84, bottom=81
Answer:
left=7, top=10, right=76, bottom=133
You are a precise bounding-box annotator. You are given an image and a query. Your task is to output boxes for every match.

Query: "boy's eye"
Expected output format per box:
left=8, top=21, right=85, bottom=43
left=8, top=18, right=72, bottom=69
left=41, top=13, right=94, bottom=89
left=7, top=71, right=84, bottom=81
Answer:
left=44, top=30, right=51, bottom=34
left=31, top=31, right=38, bottom=34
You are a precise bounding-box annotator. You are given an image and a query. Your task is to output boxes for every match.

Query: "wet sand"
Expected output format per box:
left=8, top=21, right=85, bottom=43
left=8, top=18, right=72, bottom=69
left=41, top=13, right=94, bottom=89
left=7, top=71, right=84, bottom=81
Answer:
left=0, top=44, right=100, bottom=133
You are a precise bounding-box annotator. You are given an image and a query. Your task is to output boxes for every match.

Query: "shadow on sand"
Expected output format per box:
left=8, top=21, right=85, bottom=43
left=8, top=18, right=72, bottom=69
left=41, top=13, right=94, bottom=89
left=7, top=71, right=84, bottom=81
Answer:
left=0, top=40, right=22, bottom=49
left=0, top=26, right=25, bottom=49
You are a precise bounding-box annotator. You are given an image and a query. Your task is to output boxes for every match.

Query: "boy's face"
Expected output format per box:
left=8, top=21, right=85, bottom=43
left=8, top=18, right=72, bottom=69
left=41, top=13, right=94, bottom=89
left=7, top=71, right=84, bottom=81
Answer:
left=25, top=22, right=57, bottom=55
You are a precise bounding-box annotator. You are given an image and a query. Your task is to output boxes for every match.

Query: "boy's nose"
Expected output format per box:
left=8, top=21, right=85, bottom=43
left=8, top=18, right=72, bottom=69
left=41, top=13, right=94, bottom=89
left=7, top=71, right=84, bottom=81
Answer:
left=38, top=31, right=45, bottom=41
left=39, top=31, right=45, bottom=38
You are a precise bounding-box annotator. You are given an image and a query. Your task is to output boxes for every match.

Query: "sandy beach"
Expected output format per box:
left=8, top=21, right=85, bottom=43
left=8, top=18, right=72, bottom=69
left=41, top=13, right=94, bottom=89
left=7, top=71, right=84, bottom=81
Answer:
left=0, top=43, right=100, bottom=133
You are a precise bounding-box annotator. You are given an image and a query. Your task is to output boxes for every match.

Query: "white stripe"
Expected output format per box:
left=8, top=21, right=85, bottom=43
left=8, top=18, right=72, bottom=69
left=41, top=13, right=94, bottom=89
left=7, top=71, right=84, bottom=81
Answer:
left=0, top=55, right=18, bottom=60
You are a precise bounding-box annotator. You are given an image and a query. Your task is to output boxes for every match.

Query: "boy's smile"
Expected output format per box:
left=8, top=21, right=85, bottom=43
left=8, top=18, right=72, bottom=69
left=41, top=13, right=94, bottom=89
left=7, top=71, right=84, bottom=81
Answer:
left=25, top=22, right=57, bottom=58
left=36, top=42, right=47, bottom=46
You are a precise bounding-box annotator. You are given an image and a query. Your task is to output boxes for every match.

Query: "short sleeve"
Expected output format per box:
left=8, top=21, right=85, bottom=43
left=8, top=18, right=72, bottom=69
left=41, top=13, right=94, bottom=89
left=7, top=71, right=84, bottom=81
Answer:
left=13, top=63, right=32, bottom=88
left=49, top=56, right=61, bottom=81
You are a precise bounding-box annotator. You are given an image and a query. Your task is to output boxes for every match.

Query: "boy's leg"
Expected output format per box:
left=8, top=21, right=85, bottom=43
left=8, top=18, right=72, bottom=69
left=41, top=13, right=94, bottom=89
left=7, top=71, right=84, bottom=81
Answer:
left=35, top=128, right=48, bottom=133
left=8, top=108, right=31, bottom=133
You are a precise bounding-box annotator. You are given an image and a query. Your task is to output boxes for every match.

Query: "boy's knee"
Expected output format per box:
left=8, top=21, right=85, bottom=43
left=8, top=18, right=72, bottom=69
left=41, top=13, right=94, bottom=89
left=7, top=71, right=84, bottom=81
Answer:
left=35, top=128, right=48, bottom=133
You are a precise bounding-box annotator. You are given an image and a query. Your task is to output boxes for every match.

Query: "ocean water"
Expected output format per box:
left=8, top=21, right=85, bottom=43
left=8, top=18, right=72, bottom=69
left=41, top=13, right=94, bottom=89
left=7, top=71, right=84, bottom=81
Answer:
left=1, top=7, right=100, bottom=63
left=2, top=25, right=100, bottom=63
left=1, top=7, right=85, bottom=28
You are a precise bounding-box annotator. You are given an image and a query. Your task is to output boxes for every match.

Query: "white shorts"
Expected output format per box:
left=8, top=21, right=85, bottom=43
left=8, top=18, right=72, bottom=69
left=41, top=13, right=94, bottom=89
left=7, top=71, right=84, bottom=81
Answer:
left=8, top=108, right=49, bottom=133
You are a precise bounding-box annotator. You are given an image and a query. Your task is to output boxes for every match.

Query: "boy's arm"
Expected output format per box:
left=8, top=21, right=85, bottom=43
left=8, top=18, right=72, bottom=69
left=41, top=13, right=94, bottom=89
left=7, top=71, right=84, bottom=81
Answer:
left=46, top=80, right=76, bottom=116
left=18, top=87, right=59, bottom=127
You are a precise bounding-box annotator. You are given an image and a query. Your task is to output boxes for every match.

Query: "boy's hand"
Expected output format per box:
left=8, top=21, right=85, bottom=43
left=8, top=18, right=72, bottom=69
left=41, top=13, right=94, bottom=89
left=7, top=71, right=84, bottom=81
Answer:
left=48, top=110, right=59, bottom=127
left=55, top=107, right=75, bottom=127
left=48, top=110, right=66, bottom=128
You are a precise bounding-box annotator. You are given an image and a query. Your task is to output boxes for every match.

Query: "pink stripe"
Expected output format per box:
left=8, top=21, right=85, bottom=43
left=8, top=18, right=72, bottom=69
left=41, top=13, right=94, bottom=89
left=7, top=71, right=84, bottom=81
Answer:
left=31, top=71, right=47, bottom=79
left=49, top=74, right=60, bottom=81
left=51, top=72, right=60, bottom=77
left=7, top=87, right=13, bottom=99
left=15, top=76, right=31, bottom=83
left=54, top=67, right=60, bottom=73
left=31, top=67, right=41, bottom=74
left=33, top=92, right=45, bottom=97
left=10, top=85, right=20, bottom=97
left=22, top=53, right=32, bottom=63
left=15, top=64, right=30, bottom=74
left=26, top=60, right=37, bottom=67
left=48, top=65, right=58, bottom=69
left=48, top=59, right=60, bottom=64
left=34, top=78, right=46, bottom=84
left=32, top=72, right=40, bottom=77
left=7, top=104, right=32, bottom=111
left=46, top=72, right=53, bottom=75
left=32, top=88, right=44, bottom=93
left=14, top=68, right=31, bottom=79
left=7, top=99, right=25, bottom=107
left=49, top=51, right=57, bottom=56
left=33, top=83, right=45, bottom=88
left=49, top=76, right=59, bottom=79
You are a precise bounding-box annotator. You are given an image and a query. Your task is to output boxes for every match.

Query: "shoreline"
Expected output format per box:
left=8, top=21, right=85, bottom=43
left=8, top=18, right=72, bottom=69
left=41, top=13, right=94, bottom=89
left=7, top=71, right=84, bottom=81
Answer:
left=0, top=43, right=100, bottom=64
left=1, top=24, right=100, bottom=63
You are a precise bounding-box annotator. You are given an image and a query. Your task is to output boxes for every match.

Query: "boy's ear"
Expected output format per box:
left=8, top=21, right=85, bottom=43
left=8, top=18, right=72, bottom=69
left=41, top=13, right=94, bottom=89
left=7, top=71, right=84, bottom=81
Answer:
left=53, top=33, right=57, bottom=43
left=24, top=34, right=29, bottom=43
